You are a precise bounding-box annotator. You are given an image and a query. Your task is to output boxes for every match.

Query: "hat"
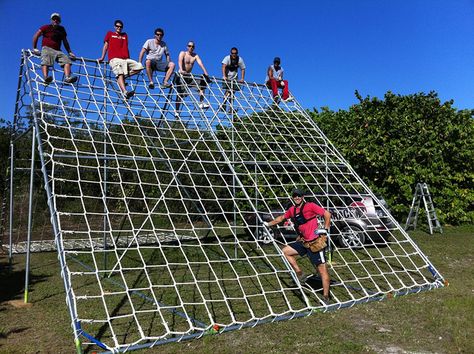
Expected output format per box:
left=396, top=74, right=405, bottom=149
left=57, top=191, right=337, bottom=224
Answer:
left=273, top=57, right=281, bottom=63
left=51, top=13, right=61, bottom=20
left=291, top=188, right=304, bottom=197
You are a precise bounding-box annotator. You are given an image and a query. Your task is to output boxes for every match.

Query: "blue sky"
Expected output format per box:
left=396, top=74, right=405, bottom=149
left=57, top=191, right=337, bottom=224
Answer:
left=0, top=0, right=473, bottom=122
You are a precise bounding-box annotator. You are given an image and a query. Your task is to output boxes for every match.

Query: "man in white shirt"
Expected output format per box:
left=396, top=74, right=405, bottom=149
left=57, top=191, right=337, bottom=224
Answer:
left=221, top=47, right=245, bottom=112
left=266, top=57, right=292, bottom=103
left=138, top=28, right=175, bottom=89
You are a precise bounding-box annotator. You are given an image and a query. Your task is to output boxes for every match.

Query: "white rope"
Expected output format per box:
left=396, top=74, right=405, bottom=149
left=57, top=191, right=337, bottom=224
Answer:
left=5, top=51, right=444, bottom=351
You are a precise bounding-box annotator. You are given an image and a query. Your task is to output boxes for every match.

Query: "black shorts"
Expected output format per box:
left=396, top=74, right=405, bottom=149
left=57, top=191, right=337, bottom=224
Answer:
left=222, top=79, right=241, bottom=92
left=289, top=241, right=327, bottom=266
left=174, top=74, right=207, bottom=94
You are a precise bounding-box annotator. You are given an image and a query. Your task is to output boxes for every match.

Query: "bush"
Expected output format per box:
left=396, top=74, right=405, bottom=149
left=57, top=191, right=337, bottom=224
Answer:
left=311, top=91, right=474, bottom=224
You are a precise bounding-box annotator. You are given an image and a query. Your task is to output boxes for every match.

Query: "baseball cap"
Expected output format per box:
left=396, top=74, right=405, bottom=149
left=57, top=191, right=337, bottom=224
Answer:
left=291, top=188, right=304, bottom=197
left=51, top=13, right=61, bottom=20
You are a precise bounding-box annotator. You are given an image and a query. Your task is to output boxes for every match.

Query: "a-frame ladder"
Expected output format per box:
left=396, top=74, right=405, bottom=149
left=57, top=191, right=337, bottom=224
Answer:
left=405, top=182, right=443, bottom=234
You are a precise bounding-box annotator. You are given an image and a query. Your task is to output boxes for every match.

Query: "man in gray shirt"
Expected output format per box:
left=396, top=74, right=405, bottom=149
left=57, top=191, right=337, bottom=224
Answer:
left=138, top=28, right=175, bottom=89
left=221, top=47, right=245, bottom=112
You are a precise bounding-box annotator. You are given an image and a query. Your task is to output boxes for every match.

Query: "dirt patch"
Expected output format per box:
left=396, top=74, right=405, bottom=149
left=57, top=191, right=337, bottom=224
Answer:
left=6, top=299, right=33, bottom=308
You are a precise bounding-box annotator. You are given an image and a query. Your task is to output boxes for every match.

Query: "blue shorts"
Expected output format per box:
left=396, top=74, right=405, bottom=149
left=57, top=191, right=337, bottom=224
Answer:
left=289, top=241, right=327, bottom=266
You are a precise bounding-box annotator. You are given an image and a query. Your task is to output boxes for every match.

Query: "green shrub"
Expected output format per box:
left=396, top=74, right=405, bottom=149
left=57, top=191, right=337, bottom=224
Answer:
left=311, top=91, right=474, bottom=224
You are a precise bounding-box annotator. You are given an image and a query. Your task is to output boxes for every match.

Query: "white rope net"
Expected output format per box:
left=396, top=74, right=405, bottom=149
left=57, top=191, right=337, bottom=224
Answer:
left=8, top=50, right=444, bottom=352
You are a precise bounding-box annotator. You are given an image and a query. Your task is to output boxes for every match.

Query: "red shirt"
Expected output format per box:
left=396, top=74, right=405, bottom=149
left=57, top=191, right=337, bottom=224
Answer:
left=40, top=24, right=67, bottom=51
left=104, top=31, right=130, bottom=60
left=284, top=202, right=326, bottom=241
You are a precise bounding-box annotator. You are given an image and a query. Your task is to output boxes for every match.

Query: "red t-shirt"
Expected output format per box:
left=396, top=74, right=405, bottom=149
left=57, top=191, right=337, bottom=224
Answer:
left=284, top=202, right=326, bottom=241
left=40, top=24, right=67, bottom=51
left=104, top=31, right=130, bottom=60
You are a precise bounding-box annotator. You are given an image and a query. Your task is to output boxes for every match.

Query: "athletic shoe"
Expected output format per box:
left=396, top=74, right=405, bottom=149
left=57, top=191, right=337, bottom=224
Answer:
left=283, top=96, right=294, bottom=102
left=174, top=113, right=180, bottom=118
left=148, top=82, right=155, bottom=89
left=44, top=76, right=53, bottom=84
left=64, top=76, right=77, bottom=84
left=125, top=91, right=135, bottom=99
left=161, top=82, right=172, bottom=89
left=198, top=102, right=210, bottom=109
left=297, top=272, right=307, bottom=282
left=321, top=296, right=331, bottom=306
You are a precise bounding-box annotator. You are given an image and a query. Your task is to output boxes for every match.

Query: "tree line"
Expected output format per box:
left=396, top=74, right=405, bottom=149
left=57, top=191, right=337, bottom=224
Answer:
left=0, top=90, right=472, bottom=227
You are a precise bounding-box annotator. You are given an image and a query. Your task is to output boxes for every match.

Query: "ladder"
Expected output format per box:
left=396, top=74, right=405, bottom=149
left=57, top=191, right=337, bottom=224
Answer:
left=404, top=183, right=443, bottom=234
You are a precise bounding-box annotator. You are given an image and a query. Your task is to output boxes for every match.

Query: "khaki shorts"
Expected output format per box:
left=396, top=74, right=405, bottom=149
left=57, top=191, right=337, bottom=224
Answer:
left=109, top=58, right=144, bottom=77
left=41, top=46, right=72, bottom=67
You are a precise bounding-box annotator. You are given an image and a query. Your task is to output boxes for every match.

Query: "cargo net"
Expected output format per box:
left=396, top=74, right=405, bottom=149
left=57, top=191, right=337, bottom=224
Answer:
left=8, top=50, right=444, bottom=352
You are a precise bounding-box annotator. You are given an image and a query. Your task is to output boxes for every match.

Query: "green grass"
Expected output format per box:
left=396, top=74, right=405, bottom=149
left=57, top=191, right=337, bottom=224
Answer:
left=0, top=225, right=473, bottom=353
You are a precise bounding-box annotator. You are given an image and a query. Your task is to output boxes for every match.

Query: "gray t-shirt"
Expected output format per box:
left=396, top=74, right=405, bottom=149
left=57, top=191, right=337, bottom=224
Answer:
left=222, top=55, right=246, bottom=80
left=142, top=39, right=169, bottom=61
left=265, top=65, right=284, bottom=82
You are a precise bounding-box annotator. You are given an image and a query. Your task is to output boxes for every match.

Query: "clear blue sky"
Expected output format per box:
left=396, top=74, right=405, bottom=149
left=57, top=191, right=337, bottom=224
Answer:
left=0, top=0, right=473, bottom=122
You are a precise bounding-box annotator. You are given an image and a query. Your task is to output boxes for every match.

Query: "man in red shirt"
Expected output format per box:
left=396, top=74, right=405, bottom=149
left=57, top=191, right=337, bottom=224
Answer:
left=264, top=189, right=332, bottom=304
left=32, top=13, right=77, bottom=84
left=98, top=20, right=143, bottom=99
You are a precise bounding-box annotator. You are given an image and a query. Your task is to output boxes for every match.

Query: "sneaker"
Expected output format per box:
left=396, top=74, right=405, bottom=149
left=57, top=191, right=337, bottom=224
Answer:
left=283, top=96, right=294, bottom=102
left=321, top=296, right=331, bottom=306
left=161, top=82, right=172, bottom=89
left=198, top=102, right=210, bottom=109
left=125, top=91, right=135, bottom=99
left=273, top=95, right=280, bottom=104
left=44, top=76, right=53, bottom=84
left=64, top=76, right=77, bottom=84
left=297, top=272, right=307, bottom=282
left=174, top=113, right=180, bottom=119
left=148, top=82, right=155, bottom=89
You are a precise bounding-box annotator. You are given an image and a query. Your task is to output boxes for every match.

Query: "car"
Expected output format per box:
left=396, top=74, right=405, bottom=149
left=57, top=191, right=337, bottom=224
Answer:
left=245, top=196, right=395, bottom=248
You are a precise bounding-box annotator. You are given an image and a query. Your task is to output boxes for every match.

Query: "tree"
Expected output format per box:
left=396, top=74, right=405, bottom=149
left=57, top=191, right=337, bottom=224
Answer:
left=311, top=91, right=474, bottom=224
left=0, top=119, right=12, bottom=197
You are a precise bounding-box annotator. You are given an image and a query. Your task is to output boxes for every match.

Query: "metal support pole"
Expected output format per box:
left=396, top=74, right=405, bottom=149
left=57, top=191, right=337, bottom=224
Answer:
left=9, top=52, right=26, bottom=271
left=231, top=99, right=237, bottom=258
left=324, top=142, right=333, bottom=264
left=103, top=63, right=108, bottom=273
left=23, top=49, right=83, bottom=351
left=24, top=126, right=36, bottom=303
left=8, top=142, right=14, bottom=271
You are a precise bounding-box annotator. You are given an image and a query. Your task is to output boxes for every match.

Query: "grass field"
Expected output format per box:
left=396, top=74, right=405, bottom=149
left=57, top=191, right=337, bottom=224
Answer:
left=1, top=225, right=473, bottom=353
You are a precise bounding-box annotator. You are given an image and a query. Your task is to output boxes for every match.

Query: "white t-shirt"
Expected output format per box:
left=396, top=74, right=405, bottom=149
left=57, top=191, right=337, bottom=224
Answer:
left=266, top=65, right=284, bottom=82
left=222, top=55, right=246, bottom=80
left=142, top=39, right=169, bottom=61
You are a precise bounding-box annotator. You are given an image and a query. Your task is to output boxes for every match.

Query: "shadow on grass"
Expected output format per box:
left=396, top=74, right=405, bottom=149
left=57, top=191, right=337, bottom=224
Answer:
left=0, top=257, right=49, bottom=304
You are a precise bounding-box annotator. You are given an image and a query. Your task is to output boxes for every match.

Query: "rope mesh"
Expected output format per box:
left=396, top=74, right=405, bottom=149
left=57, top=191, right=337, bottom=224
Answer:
left=5, top=50, right=444, bottom=352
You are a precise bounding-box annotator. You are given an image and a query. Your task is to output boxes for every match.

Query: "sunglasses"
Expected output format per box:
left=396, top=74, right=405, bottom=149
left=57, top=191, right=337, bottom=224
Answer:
left=187, top=44, right=194, bottom=48
left=292, top=194, right=303, bottom=198
left=155, top=33, right=163, bottom=36
left=231, top=52, right=238, bottom=55
left=115, top=25, right=123, bottom=28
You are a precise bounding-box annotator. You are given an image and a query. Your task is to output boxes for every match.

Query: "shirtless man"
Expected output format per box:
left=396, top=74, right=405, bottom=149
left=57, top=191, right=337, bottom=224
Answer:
left=174, top=41, right=210, bottom=116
